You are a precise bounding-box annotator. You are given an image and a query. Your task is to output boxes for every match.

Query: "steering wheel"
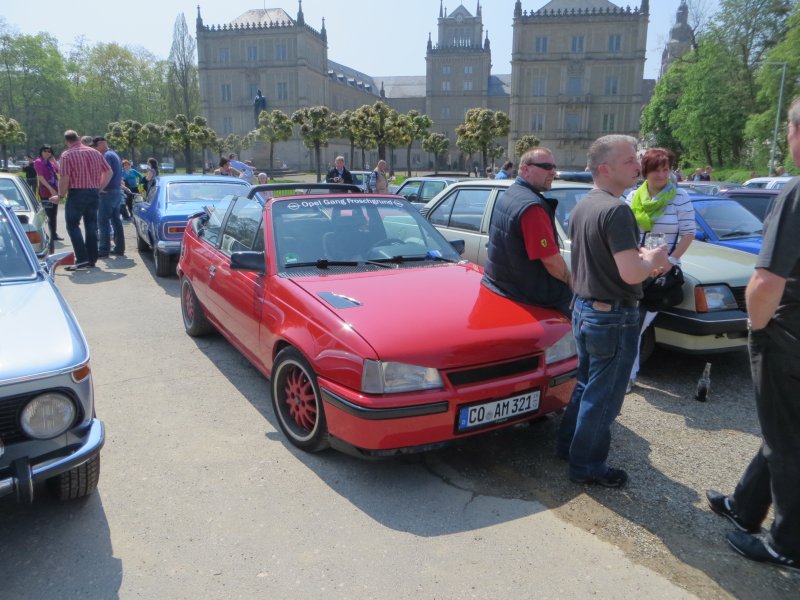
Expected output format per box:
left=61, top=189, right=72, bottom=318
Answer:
left=369, top=238, right=405, bottom=251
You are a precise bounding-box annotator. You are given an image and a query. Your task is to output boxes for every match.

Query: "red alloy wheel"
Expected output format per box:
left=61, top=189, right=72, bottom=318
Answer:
left=283, top=365, right=317, bottom=432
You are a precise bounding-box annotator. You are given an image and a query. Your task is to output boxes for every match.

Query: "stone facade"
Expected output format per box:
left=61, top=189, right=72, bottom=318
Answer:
left=196, top=1, right=650, bottom=171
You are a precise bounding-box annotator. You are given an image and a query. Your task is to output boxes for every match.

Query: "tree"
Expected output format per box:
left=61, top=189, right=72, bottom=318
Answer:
left=167, top=13, right=199, bottom=119
left=641, top=58, right=691, bottom=156
left=251, top=109, right=293, bottom=172
left=140, top=122, right=167, bottom=161
left=456, top=134, right=479, bottom=176
left=291, top=106, right=339, bottom=181
left=106, top=119, right=145, bottom=164
left=336, top=110, right=359, bottom=168
left=456, top=108, right=510, bottom=170
left=165, top=114, right=211, bottom=173
left=0, top=115, right=26, bottom=168
left=364, top=101, right=397, bottom=162
left=422, top=132, right=449, bottom=175
left=222, top=133, right=245, bottom=159
left=400, top=110, right=432, bottom=176
left=514, top=135, right=540, bottom=159
left=352, top=105, right=375, bottom=169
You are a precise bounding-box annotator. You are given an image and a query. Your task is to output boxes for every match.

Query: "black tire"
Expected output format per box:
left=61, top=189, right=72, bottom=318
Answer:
left=136, top=228, right=149, bottom=252
left=181, top=277, right=213, bottom=336
left=639, top=322, right=656, bottom=364
left=153, top=247, right=172, bottom=277
left=48, top=454, right=100, bottom=501
left=270, top=348, right=330, bottom=452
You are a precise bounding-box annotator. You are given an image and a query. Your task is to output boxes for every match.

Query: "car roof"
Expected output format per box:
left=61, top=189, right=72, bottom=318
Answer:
left=723, top=187, right=780, bottom=197
left=435, top=178, right=592, bottom=190
left=158, top=174, right=250, bottom=184
left=743, top=176, right=792, bottom=185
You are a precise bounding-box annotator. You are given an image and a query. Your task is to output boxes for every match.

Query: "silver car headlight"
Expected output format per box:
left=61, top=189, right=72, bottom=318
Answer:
left=362, top=360, right=443, bottom=394
left=20, top=393, right=77, bottom=439
left=545, top=331, right=578, bottom=365
left=698, top=285, right=739, bottom=312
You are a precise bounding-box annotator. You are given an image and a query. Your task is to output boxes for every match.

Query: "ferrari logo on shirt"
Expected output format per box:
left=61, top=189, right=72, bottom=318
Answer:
left=540, top=239, right=548, bottom=248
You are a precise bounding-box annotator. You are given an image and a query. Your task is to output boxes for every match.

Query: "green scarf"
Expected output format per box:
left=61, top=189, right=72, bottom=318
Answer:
left=630, top=178, right=676, bottom=231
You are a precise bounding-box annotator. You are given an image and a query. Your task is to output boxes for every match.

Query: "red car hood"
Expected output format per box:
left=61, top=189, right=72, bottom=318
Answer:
left=291, top=264, right=570, bottom=368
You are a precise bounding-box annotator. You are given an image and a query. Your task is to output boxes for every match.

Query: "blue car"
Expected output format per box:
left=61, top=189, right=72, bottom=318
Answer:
left=692, top=196, right=763, bottom=255
left=133, top=175, right=250, bottom=276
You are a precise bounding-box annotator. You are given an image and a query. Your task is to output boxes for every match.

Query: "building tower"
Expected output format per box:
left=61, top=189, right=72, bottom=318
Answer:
left=660, top=1, right=693, bottom=76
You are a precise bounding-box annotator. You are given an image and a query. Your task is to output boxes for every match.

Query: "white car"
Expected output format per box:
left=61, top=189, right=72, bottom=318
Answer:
left=742, top=176, right=792, bottom=189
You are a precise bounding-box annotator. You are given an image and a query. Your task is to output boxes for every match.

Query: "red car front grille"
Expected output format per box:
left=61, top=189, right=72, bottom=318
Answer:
left=445, top=356, right=540, bottom=387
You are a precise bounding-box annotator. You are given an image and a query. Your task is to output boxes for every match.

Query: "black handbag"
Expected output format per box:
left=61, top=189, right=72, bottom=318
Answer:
left=641, top=233, right=685, bottom=311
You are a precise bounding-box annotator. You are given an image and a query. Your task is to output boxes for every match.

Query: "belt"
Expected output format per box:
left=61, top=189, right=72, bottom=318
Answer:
left=579, top=297, right=639, bottom=311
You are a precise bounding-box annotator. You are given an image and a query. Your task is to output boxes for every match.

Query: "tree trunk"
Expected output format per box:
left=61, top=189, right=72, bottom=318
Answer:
left=349, top=141, right=355, bottom=170
left=378, top=143, right=386, bottom=162
left=314, top=144, right=322, bottom=182
left=184, top=140, right=193, bottom=174
left=269, top=141, right=275, bottom=175
left=406, top=145, right=412, bottom=177
left=433, top=153, right=439, bottom=176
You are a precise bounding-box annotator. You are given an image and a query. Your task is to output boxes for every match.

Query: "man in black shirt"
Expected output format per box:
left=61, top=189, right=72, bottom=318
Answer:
left=557, top=135, right=669, bottom=488
left=325, top=156, right=353, bottom=185
left=706, top=97, right=800, bottom=573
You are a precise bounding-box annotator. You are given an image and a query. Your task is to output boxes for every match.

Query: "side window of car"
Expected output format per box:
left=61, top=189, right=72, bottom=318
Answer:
left=399, top=181, right=422, bottom=201
left=447, top=188, right=491, bottom=232
left=198, top=197, right=233, bottom=247
left=145, top=184, right=157, bottom=204
left=219, top=197, right=263, bottom=256
left=421, top=181, right=446, bottom=201
left=428, top=192, right=456, bottom=226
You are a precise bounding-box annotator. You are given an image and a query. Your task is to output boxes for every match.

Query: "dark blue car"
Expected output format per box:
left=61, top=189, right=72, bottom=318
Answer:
left=692, top=196, right=763, bottom=255
left=133, top=175, right=250, bottom=276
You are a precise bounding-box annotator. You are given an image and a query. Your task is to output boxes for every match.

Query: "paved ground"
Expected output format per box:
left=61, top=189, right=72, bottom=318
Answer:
left=1, top=203, right=798, bottom=599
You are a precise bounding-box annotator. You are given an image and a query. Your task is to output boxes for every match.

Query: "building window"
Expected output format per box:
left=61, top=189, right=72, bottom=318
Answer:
left=463, top=80, right=472, bottom=91
left=223, top=116, right=233, bottom=135
left=608, top=34, right=621, bottom=52
left=247, top=46, right=257, bottom=61
left=535, top=36, right=548, bottom=53
left=275, top=43, right=288, bottom=61
left=442, top=65, right=451, bottom=75
left=248, top=83, right=259, bottom=101
left=571, top=36, right=584, bottom=53
left=218, top=47, right=230, bottom=64
left=604, top=76, right=619, bottom=96
left=532, top=76, right=546, bottom=97
left=221, top=83, right=231, bottom=102
left=566, top=76, right=582, bottom=96
left=442, top=81, right=451, bottom=92
left=531, top=113, right=544, bottom=132
left=276, top=82, right=288, bottom=101
left=441, top=106, right=451, bottom=119
left=565, top=112, right=580, bottom=132
left=464, top=65, right=473, bottom=75
left=603, top=113, right=617, bottom=132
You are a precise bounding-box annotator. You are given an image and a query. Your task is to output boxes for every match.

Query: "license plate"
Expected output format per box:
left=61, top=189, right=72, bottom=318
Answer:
left=457, top=390, right=541, bottom=432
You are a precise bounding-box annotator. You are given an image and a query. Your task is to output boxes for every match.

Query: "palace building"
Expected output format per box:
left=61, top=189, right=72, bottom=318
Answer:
left=196, top=0, right=650, bottom=171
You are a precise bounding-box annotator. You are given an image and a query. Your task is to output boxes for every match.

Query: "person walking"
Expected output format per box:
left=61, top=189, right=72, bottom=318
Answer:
left=557, top=134, right=670, bottom=488
left=495, top=160, right=514, bottom=180
left=368, top=160, right=389, bottom=193
left=58, top=130, right=111, bottom=271
left=625, top=148, right=695, bottom=391
left=92, top=137, right=125, bottom=257
left=482, top=147, right=572, bottom=316
left=326, top=156, right=353, bottom=184
left=214, top=157, right=241, bottom=177
left=705, top=96, right=800, bottom=574
left=33, top=145, right=62, bottom=244
left=143, top=158, right=159, bottom=194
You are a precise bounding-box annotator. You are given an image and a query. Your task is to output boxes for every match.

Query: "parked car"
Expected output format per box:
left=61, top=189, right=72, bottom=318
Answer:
left=160, top=161, right=176, bottom=173
left=0, top=201, right=104, bottom=503
left=132, top=174, right=250, bottom=277
left=722, top=187, right=781, bottom=221
left=0, top=172, right=51, bottom=258
left=742, top=176, right=792, bottom=189
left=422, top=179, right=756, bottom=360
left=555, top=171, right=593, bottom=183
left=393, top=177, right=463, bottom=209
left=0, top=159, right=22, bottom=173
left=348, top=170, right=372, bottom=192
left=678, top=181, right=743, bottom=195
left=177, top=183, right=578, bottom=456
left=692, top=196, right=763, bottom=255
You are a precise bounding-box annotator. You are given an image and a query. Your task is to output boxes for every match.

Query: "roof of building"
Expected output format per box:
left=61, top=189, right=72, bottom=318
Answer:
left=327, top=60, right=380, bottom=96
left=377, top=77, right=426, bottom=99
left=538, top=0, right=620, bottom=10
left=489, top=75, right=511, bottom=96
left=231, top=9, right=295, bottom=27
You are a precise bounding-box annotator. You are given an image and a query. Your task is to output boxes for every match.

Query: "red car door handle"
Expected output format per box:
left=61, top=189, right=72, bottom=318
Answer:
left=209, top=265, right=216, bottom=277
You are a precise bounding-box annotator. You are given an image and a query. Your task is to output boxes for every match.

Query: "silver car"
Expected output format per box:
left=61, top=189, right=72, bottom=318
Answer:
left=0, top=202, right=104, bottom=503
left=0, top=173, right=51, bottom=258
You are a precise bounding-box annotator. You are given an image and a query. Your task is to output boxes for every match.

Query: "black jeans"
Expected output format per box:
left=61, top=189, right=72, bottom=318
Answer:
left=732, top=323, right=800, bottom=558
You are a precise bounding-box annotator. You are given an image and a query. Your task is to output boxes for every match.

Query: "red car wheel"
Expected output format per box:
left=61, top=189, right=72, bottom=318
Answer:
left=271, top=348, right=329, bottom=452
left=180, top=277, right=213, bottom=337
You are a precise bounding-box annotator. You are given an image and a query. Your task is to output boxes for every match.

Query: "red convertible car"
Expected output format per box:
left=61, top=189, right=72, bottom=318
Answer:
left=177, top=184, right=577, bottom=456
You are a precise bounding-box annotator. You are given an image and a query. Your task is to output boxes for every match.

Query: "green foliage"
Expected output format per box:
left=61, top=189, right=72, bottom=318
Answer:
left=106, top=119, right=145, bottom=164
left=251, top=109, right=293, bottom=172
left=456, top=108, right=510, bottom=169
left=0, top=115, right=26, bottom=167
left=291, top=106, right=339, bottom=181
left=514, top=135, right=540, bottom=159
left=422, top=132, right=449, bottom=175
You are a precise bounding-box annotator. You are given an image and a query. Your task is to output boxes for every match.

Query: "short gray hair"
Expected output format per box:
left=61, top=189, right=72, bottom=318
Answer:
left=335, top=155, right=345, bottom=162
left=587, top=135, right=637, bottom=177
left=788, top=96, right=800, bottom=128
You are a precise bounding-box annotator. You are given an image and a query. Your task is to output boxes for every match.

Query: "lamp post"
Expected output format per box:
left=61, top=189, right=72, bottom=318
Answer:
left=767, top=62, right=788, bottom=176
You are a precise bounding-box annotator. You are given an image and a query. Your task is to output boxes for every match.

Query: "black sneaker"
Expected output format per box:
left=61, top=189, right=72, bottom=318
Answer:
left=65, top=261, right=91, bottom=271
left=706, top=490, right=760, bottom=533
left=570, top=467, right=628, bottom=488
left=726, top=531, right=800, bottom=574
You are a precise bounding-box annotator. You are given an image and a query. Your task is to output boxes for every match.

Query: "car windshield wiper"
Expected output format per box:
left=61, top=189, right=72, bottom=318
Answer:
left=719, top=229, right=762, bottom=239
left=284, top=259, right=360, bottom=269
left=366, top=254, right=459, bottom=264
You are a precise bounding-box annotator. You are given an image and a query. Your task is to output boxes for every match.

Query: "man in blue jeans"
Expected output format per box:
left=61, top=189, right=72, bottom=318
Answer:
left=557, top=135, right=669, bottom=488
left=92, top=137, right=125, bottom=257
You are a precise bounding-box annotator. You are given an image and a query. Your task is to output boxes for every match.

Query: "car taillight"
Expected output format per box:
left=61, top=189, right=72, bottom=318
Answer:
left=167, top=225, right=184, bottom=235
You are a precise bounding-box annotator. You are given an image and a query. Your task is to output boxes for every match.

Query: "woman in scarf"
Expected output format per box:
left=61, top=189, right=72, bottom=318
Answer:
left=625, top=148, right=695, bottom=391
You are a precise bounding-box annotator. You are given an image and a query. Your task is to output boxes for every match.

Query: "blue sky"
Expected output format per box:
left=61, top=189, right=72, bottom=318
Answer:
left=4, top=0, right=720, bottom=80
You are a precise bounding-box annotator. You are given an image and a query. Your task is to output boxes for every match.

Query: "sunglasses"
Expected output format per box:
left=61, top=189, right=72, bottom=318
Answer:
left=525, top=162, right=557, bottom=171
